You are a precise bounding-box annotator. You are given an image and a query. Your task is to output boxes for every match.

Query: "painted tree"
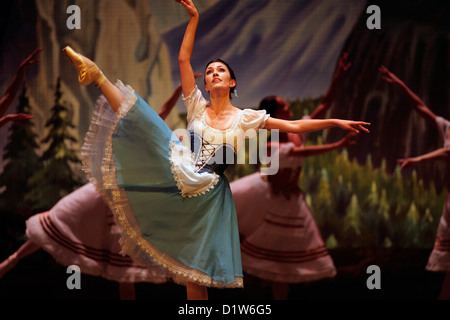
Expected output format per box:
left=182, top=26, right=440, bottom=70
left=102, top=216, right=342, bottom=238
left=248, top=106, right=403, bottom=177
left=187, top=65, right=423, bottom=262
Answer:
left=342, top=194, right=362, bottom=247
left=0, top=85, right=43, bottom=255
left=0, top=85, right=42, bottom=216
left=26, top=78, right=84, bottom=210
left=311, top=168, right=334, bottom=240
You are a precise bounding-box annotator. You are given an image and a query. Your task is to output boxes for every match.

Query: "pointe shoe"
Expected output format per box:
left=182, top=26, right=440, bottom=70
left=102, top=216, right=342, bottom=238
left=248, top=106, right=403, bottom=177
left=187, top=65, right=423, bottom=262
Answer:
left=62, top=46, right=106, bottom=88
left=0, top=252, right=18, bottom=278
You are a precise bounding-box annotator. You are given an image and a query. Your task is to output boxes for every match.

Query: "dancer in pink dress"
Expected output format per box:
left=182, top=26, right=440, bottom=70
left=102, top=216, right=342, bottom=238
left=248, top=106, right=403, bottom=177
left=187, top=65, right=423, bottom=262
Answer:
left=380, top=65, right=450, bottom=299
left=0, top=76, right=199, bottom=299
left=231, top=54, right=356, bottom=299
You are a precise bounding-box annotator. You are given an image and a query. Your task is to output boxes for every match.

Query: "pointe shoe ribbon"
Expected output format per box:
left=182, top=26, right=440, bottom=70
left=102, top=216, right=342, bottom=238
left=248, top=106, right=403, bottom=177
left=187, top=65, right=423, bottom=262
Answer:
left=63, top=46, right=106, bottom=87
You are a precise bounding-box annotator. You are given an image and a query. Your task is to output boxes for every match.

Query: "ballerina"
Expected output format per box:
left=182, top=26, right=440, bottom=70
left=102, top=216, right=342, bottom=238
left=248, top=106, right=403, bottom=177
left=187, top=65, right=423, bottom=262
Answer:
left=62, top=0, right=369, bottom=300
left=398, top=147, right=450, bottom=299
left=230, top=53, right=356, bottom=299
left=0, top=76, right=197, bottom=299
left=380, top=65, right=450, bottom=299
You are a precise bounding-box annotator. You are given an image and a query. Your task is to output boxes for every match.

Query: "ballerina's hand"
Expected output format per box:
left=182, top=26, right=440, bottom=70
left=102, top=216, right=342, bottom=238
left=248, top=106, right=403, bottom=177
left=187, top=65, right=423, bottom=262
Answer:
left=7, top=113, right=34, bottom=123
left=339, top=131, right=358, bottom=147
left=336, top=120, right=370, bottom=134
left=0, top=113, right=33, bottom=128
left=175, top=0, right=199, bottom=18
left=334, top=52, right=352, bottom=79
left=19, top=48, right=42, bottom=70
left=397, top=158, right=418, bottom=170
left=379, top=65, right=400, bottom=84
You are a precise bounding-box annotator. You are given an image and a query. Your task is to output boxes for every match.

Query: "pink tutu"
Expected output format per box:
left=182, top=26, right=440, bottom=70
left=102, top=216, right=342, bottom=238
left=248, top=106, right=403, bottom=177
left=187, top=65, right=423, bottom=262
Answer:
left=426, top=191, right=450, bottom=272
left=427, top=117, right=450, bottom=272
left=231, top=172, right=336, bottom=283
left=25, top=183, right=168, bottom=283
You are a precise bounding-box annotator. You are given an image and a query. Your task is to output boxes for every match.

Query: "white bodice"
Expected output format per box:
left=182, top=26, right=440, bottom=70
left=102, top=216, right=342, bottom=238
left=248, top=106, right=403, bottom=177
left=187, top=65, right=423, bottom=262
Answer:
left=169, top=86, right=269, bottom=197
left=184, top=86, right=269, bottom=154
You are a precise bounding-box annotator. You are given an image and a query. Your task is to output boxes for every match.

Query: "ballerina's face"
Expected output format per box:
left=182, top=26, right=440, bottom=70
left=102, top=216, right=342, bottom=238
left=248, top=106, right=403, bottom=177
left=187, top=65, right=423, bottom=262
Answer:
left=204, top=62, right=236, bottom=95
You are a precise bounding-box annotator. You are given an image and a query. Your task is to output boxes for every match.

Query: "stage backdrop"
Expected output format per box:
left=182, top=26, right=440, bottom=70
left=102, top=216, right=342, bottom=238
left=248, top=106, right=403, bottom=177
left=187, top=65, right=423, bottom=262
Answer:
left=0, top=0, right=449, bottom=249
left=0, top=0, right=365, bottom=165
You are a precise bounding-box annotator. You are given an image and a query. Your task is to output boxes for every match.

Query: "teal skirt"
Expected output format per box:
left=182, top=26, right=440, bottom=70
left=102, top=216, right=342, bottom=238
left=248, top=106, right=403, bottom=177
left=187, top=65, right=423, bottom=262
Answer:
left=82, top=81, right=243, bottom=288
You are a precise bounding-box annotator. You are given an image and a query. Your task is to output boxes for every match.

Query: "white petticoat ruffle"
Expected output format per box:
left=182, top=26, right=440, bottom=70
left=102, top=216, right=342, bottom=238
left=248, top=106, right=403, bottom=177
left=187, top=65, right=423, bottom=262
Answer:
left=81, top=81, right=241, bottom=288
left=169, top=142, right=219, bottom=198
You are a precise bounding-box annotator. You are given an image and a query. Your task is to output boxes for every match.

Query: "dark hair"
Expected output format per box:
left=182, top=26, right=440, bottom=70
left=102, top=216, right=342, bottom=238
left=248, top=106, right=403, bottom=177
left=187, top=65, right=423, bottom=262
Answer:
left=205, top=59, right=237, bottom=99
left=258, top=95, right=280, bottom=117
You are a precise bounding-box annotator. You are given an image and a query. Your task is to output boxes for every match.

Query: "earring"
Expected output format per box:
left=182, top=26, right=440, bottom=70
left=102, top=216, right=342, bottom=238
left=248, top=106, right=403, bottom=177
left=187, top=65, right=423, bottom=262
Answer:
left=234, top=89, right=238, bottom=98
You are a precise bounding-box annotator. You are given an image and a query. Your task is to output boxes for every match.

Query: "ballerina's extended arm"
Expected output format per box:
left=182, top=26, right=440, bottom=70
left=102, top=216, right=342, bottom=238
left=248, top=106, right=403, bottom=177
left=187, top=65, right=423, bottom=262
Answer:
left=264, top=117, right=370, bottom=135
left=397, top=147, right=450, bottom=170
left=289, top=132, right=357, bottom=157
left=310, top=52, right=351, bottom=119
left=0, top=113, right=34, bottom=129
left=379, top=65, right=436, bottom=128
left=177, top=0, right=199, bottom=99
left=0, top=48, right=40, bottom=128
left=0, top=48, right=41, bottom=118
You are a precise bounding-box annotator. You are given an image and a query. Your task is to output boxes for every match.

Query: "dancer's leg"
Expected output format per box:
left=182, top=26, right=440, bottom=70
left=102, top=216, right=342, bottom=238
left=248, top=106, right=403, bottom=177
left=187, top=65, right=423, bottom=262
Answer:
left=96, top=78, right=125, bottom=113
left=14, top=240, right=40, bottom=259
left=186, top=281, right=208, bottom=300
left=0, top=240, right=40, bottom=278
left=439, top=272, right=450, bottom=300
left=271, top=282, right=289, bottom=300
left=63, top=46, right=125, bottom=112
left=118, top=282, right=136, bottom=300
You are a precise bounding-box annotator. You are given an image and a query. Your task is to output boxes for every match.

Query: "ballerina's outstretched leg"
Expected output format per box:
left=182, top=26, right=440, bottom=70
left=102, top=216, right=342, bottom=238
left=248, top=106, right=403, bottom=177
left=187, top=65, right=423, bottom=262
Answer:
left=63, top=46, right=125, bottom=113
left=0, top=240, right=41, bottom=278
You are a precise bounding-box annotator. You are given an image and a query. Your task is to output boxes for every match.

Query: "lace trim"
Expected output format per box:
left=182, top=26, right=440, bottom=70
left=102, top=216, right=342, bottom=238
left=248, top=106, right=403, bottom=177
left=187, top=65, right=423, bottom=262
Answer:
left=81, top=81, right=242, bottom=288
left=168, top=142, right=220, bottom=198
left=182, top=85, right=201, bottom=102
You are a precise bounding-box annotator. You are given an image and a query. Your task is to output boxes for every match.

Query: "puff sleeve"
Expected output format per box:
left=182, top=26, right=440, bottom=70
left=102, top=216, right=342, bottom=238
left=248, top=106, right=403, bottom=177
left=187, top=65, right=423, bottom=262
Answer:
left=436, top=116, right=450, bottom=142
left=182, top=86, right=209, bottom=124
left=239, top=109, right=270, bottom=138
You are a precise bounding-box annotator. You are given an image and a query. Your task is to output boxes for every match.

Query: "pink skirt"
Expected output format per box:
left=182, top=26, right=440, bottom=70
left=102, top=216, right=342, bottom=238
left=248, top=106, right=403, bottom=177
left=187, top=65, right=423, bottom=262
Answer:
left=426, top=191, right=450, bottom=273
left=25, top=183, right=168, bottom=283
left=231, top=172, right=336, bottom=283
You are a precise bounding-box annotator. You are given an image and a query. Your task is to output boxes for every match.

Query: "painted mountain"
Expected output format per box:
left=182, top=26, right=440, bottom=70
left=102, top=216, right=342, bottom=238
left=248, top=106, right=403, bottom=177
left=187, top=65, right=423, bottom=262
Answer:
left=163, top=0, right=450, bottom=189
left=0, top=0, right=217, bottom=166
left=163, top=0, right=366, bottom=108
left=0, top=0, right=448, bottom=191
left=326, top=0, right=450, bottom=190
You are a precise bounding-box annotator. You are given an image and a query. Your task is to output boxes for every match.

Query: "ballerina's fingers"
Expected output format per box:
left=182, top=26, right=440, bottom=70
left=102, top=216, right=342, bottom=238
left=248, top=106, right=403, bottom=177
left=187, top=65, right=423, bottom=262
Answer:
left=347, top=121, right=370, bottom=134
left=175, top=0, right=186, bottom=7
left=357, top=123, right=370, bottom=133
left=175, top=0, right=198, bottom=17
left=343, top=132, right=358, bottom=144
left=13, top=113, right=34, bottom=121
left=379, top=66, right=397, bottom=82
left=397, top=159, right=411, bottom=170
left=176, top=0, right=194, bottom=9
left=22, top=48, right=42, bottom=67
left=340, top=53, right=352, bottom=71
left=344, top=62, right=352, bottom=71
left=379, top=65, right=391, bottom=73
